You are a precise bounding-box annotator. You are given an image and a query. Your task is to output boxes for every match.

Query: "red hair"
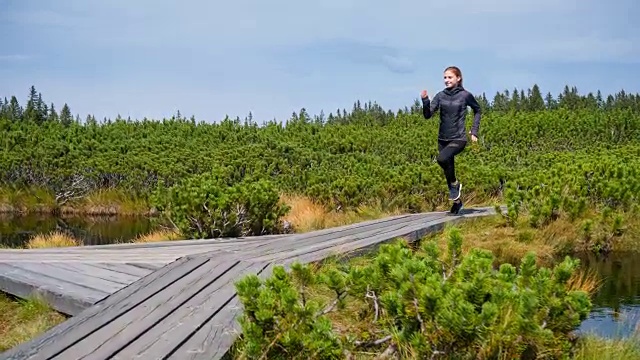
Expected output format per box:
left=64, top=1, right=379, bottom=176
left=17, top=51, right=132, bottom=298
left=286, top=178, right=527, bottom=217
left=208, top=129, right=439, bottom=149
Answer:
left=444, top=66, right=463, bottom=86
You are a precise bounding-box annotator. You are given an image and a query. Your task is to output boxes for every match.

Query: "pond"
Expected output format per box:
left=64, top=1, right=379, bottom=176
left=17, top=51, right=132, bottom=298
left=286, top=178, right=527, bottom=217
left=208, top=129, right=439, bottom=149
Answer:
left=1, top=214, right=639, bottom=339
left=0, top=213, right=165, bottom=247
left=576, top=251, right=640, bottom=339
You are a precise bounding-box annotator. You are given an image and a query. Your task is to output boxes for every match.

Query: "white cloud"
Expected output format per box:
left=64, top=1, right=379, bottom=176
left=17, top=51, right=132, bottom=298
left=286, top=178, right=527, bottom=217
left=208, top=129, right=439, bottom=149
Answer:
left=500, top=36, right=640, bottom=63
left=0, top=54, right=31, bottom=61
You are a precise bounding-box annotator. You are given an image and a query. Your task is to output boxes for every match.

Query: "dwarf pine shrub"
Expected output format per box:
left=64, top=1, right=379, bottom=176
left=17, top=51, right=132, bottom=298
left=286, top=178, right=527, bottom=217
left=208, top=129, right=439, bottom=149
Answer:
left=232, top=227, right=592, bottom=359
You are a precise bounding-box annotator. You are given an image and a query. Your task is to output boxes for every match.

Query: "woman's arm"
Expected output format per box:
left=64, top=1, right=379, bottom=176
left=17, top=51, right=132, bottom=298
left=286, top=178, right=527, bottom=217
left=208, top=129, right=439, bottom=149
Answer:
left=422, top=92, right=440, bottom=119
left=466, top=92, right=481, bottom=137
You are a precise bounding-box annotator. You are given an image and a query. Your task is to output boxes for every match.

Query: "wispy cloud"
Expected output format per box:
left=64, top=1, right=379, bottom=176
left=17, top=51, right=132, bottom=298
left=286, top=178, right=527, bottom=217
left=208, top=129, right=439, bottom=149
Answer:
left=0, top=54, right=32, bottom=61
left=272, top=38, right=417, bottom=77
left=500, top=36, right=640, bottom=63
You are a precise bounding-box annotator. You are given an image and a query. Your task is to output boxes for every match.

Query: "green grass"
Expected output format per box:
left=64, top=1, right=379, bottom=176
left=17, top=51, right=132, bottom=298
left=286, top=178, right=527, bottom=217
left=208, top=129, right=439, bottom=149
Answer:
left=574, top=335, right=640, bottom=359
left=0, top=293, right=67, bottom=353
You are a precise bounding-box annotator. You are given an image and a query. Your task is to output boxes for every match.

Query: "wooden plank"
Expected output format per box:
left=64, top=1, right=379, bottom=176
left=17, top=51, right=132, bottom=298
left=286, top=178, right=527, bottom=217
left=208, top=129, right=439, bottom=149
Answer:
left=0, top=263, right=109, bottom=316
left=192, top=213, right=422, bottom=262
left=0, top=241, right=270, bottom=262
left=126, top=262, right=167, bottom=270
left=167, top=262, right=275, bottom=360
left=4, top=262, right=129, bottom=295
left=169, top=295, right=243, bottom=360
left=86, top=262, right=153, bottom=278
left=51, top=258, right=245, bottom=359
left=0, top=246, right=227, bottom=259
left=240, top=213, right=446, bottom=262
left=46, top=262, right=141, bottom=286
left=288, top=214, right=448, bottom=263
left=0, top=252, right=184, bottom=262
left=0, top=256, right=210, bottom=360
left=287, top=207, right=498, bottom=265
left=190, top=214, right=414, bottom=261
left=111, top=261, right=270, bottom=360
left=0, top=234, right=289, bottom=254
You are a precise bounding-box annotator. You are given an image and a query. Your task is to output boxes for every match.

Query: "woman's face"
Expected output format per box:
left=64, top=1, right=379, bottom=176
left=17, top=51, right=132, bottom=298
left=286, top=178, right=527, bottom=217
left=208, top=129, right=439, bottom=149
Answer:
left=444, top=70, right=460, bottom=88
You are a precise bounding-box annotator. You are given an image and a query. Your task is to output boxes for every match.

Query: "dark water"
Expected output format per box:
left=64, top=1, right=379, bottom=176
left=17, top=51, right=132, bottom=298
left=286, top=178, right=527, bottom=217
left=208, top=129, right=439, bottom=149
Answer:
left=576, top=251, right=640, bottom=338
left=0, top=213, right=165, bottom=247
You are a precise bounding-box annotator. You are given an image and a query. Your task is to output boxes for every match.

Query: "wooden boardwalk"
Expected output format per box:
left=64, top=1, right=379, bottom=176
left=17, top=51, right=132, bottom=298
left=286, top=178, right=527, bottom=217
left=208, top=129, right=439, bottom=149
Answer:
left=0, top=206, right=501, bottom=360
left=0, top=234, right=289, bottom=316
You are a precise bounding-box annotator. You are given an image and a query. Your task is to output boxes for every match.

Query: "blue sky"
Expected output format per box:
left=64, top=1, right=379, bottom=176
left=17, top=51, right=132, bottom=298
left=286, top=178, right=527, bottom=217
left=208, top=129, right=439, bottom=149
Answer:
left=1, top=0, right=639, bottom=123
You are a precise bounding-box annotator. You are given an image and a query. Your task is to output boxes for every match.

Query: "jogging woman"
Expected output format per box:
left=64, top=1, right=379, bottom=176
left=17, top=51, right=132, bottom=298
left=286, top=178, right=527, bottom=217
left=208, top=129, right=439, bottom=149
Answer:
left=420, top=66, right=481, bottom=214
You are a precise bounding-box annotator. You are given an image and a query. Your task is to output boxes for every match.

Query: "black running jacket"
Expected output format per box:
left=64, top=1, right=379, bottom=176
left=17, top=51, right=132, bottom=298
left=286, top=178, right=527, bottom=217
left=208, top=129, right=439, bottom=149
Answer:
left=422, top=85, right=482, bottom=141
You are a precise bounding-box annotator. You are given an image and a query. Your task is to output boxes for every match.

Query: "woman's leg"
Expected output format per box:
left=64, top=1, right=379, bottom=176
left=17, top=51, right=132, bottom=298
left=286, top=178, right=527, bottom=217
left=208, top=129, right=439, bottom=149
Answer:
left=437, top=140, right=467, bottom=200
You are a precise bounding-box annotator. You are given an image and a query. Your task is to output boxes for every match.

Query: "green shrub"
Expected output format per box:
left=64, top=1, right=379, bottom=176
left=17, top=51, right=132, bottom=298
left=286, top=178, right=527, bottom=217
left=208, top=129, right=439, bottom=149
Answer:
left=151, top=168, right=290, bottom=238
left=232, top=227, right=592, bottom=359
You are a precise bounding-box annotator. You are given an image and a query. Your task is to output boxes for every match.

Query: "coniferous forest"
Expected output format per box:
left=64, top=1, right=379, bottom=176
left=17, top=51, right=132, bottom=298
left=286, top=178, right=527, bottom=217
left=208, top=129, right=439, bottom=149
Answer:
left=0, top=84, right=638, bottom=239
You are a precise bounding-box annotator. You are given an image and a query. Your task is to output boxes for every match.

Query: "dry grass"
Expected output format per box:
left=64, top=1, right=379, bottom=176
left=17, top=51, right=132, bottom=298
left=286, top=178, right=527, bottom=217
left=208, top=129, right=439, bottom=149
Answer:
left=567, top=267, right=602, bottom=295
left=0, top=293, right=66, bottom=353
left=132, top=229, right=183, bottom=243
left=424, top=215, right=557, bottom=267
left=25, top=231, right=82, bottom=248
left=280, top=194, right=403, bottom=233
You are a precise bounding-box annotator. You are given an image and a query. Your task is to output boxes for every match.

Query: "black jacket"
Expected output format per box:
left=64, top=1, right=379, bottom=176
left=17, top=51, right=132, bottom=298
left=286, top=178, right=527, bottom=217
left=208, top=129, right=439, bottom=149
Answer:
left=422, top=85, right=482, bottom=141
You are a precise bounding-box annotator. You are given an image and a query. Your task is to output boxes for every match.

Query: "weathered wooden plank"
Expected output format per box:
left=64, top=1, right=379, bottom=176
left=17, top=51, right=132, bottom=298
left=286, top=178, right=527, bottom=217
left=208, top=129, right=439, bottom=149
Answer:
left=86, top=262, right=153, bottom=278
left=112, top=261, right=270, bottom=360
left=125, top=262, right=167, bottom=270
left=0, top=263, right=109, bottom=316
left=241, top=213, right=446, bottom=262
left=207, top=214, right=413, bottom=260
left=0, top=246, right=230, bottom=259
left=46, top=262, right=141, bottom=286
left=289, top=207, right=499, bottom=265
left=0, top=241, right=269, bottom=262
left=3, top=262, right=132, bottom=295
left=167, top=262, right=275, bottom=360
left=168, top=296, right=243, bottom=360
left=52, top=258, right=243, bottom=359
left=9, top=254, right=194, bottom=261
left=0, top=256, right=209, bottom=360
left=0, top=234, right=289, bottom=253
left=192, top=213, right=423, bottom=262
left=283, top=215, right=452, bottom=266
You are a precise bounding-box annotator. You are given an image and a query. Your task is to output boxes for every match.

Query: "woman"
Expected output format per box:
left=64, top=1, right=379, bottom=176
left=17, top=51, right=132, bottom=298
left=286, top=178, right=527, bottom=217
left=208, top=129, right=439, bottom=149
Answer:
left=420, top=66, right=481, bottom=214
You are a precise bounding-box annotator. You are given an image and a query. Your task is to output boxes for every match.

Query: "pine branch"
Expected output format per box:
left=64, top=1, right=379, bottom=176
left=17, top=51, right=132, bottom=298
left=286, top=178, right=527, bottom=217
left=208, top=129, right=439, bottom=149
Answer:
left=318, top=290, right=347, bottom=316
left=355, top=335, right=392, bottom=348
left=373, top=343, right=397, bottom=359
left=365, top=285, right=380, bottom=322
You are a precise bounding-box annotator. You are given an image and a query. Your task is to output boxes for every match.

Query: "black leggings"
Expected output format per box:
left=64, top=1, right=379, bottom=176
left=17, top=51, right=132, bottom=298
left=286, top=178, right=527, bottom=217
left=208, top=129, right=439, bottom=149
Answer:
left=437, top=139, right=467, bottom=185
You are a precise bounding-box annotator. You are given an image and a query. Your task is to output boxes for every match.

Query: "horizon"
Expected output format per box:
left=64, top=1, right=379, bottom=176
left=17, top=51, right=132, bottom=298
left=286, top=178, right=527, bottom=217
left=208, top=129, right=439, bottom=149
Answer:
left=1, top=82, right=634, bottom=125
left=2, top=0, right=639, bottom=123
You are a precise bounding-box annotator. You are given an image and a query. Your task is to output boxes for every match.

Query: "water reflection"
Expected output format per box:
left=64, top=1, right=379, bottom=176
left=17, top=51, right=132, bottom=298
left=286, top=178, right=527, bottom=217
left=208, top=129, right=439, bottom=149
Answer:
left=576, top=251, right=640, bottom=338
left=0, top=213, right=164, bottom=247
